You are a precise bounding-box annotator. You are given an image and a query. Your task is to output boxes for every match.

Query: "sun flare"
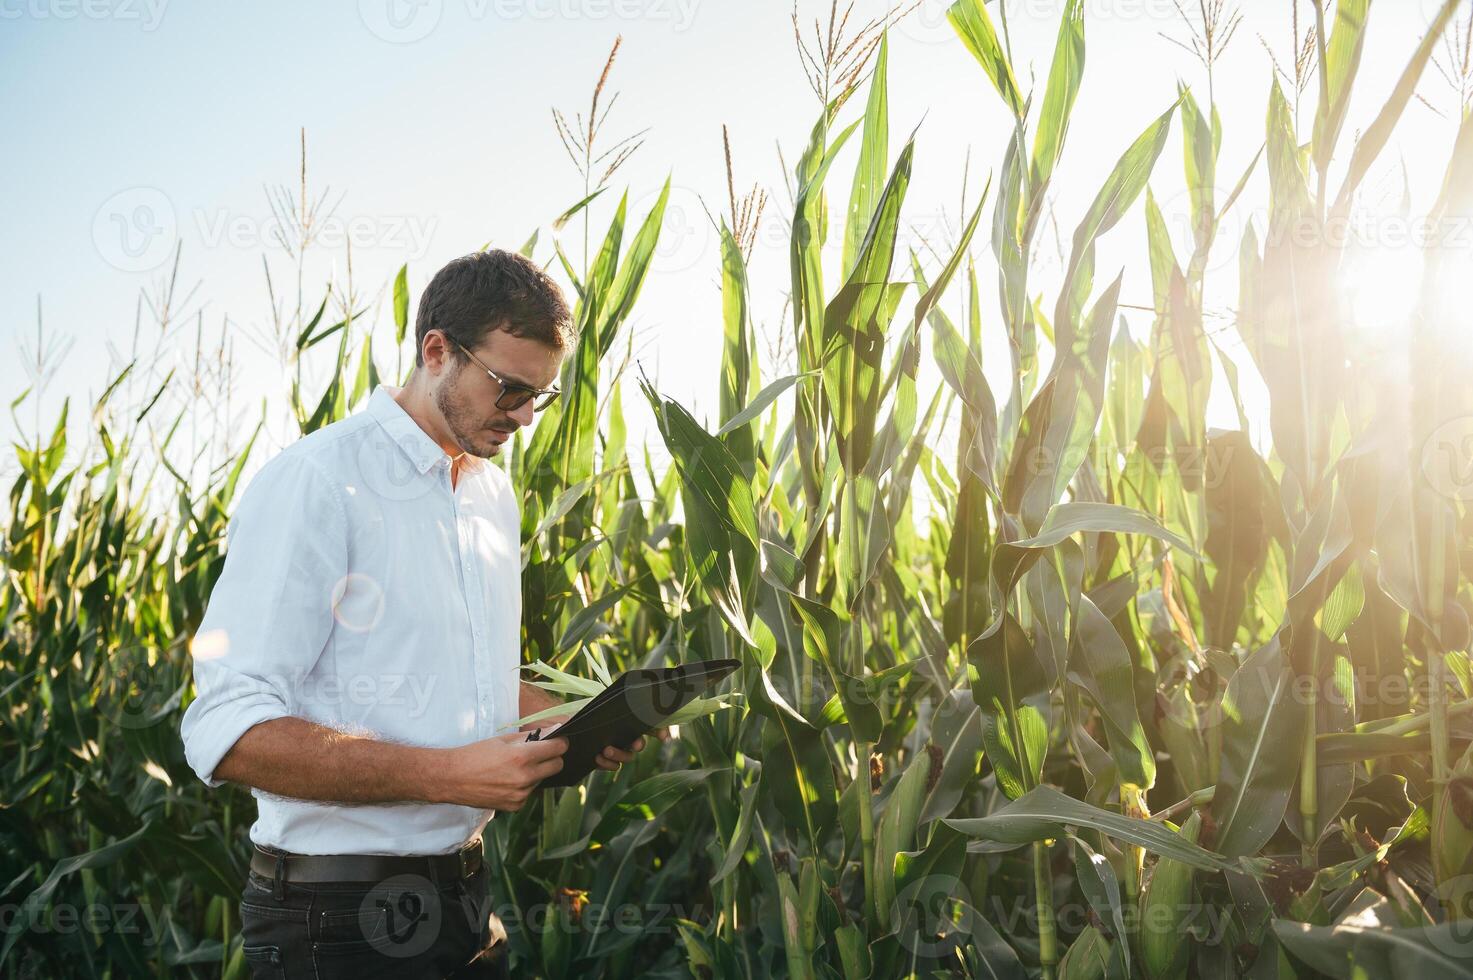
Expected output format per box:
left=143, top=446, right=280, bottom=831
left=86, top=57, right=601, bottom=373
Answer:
left=1343, top=242, right=1426, bottom=336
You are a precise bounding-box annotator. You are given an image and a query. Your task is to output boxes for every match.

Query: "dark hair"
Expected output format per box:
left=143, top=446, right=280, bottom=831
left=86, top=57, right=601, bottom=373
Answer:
left=414, top=249, right=574, bottom=366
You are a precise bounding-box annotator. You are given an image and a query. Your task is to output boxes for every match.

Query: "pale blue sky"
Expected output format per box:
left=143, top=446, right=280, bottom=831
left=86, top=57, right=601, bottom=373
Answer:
left=2, top=0, right=1464, bottom=481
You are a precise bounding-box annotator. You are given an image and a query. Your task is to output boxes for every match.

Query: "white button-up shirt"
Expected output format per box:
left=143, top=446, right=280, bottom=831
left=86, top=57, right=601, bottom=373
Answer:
left=180, top=385, right=522, bottom=856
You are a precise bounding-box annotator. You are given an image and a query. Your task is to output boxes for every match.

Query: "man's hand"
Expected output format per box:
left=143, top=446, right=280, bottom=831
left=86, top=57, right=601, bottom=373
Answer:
left=596, top=736, right=645, bottom=771
left=519, top=679, right=647, bottom=773
left=523, top=716, right=645, bottom=773
left=441, top=732, right=569, bottom=812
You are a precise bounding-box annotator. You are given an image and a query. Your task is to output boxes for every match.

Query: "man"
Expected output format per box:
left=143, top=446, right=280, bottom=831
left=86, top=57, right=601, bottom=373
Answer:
left=180, top=249, right=641, bottom=978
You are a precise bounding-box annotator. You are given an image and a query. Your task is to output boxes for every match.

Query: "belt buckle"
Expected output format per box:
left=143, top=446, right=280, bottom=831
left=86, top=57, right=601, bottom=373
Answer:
left=459, top=839, right=482, bottom=877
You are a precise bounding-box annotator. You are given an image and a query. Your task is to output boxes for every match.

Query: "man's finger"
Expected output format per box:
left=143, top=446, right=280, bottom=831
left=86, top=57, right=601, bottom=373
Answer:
left=532, top=755, right=566, bottom=779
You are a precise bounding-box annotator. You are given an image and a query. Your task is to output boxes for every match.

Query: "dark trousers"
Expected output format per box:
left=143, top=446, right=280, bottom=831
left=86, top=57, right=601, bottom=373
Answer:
left=238, top=862, right=509, bottom=979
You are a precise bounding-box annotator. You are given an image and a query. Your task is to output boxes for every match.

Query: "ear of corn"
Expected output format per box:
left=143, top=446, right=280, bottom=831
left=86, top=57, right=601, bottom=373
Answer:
left=1138, top=812, right=1201, bottom=980
left=1434, top=744, right=1473, bottom=920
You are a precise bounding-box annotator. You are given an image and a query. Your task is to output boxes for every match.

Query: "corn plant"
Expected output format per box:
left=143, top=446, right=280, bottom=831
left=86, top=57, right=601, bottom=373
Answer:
left=6, top=1, right=1473, bottom=978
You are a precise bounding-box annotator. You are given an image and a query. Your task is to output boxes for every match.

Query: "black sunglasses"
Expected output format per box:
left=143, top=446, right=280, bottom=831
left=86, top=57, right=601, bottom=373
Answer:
left=451, top=338, right=561, bottom=413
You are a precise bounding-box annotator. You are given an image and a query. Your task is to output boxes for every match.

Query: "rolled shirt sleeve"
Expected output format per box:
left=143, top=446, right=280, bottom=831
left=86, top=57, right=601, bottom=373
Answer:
left=180, top=450, right=348, bottom=787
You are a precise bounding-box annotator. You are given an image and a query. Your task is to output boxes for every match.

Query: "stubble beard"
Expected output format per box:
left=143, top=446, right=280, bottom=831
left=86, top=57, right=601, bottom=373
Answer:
left=435, top=366, right=514, bottom=458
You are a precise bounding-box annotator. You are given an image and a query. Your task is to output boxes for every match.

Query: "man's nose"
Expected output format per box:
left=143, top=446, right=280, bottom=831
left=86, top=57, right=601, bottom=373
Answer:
left=509, top=398, right=536, bottom=428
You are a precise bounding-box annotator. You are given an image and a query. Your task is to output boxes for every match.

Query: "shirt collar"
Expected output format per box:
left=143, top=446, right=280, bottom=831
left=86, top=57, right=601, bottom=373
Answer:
left=367, top=385, right=453, bottom=475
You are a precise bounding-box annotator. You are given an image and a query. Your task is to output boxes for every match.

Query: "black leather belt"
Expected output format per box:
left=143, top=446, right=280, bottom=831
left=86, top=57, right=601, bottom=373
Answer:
left=250, top=838, right=483, bottom=891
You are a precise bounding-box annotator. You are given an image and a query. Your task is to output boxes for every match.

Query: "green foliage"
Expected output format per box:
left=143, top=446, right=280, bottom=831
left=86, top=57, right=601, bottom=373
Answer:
left=5, top=5, right=1473, bottom=978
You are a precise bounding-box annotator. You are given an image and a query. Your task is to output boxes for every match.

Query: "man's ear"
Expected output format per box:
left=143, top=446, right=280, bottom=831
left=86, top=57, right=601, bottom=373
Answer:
left=422, top=330, right=452, bottom=375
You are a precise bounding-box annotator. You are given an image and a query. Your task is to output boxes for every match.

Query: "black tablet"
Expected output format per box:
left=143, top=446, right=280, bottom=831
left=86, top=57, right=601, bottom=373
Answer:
left=527, top=659, right=740, bottom=788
